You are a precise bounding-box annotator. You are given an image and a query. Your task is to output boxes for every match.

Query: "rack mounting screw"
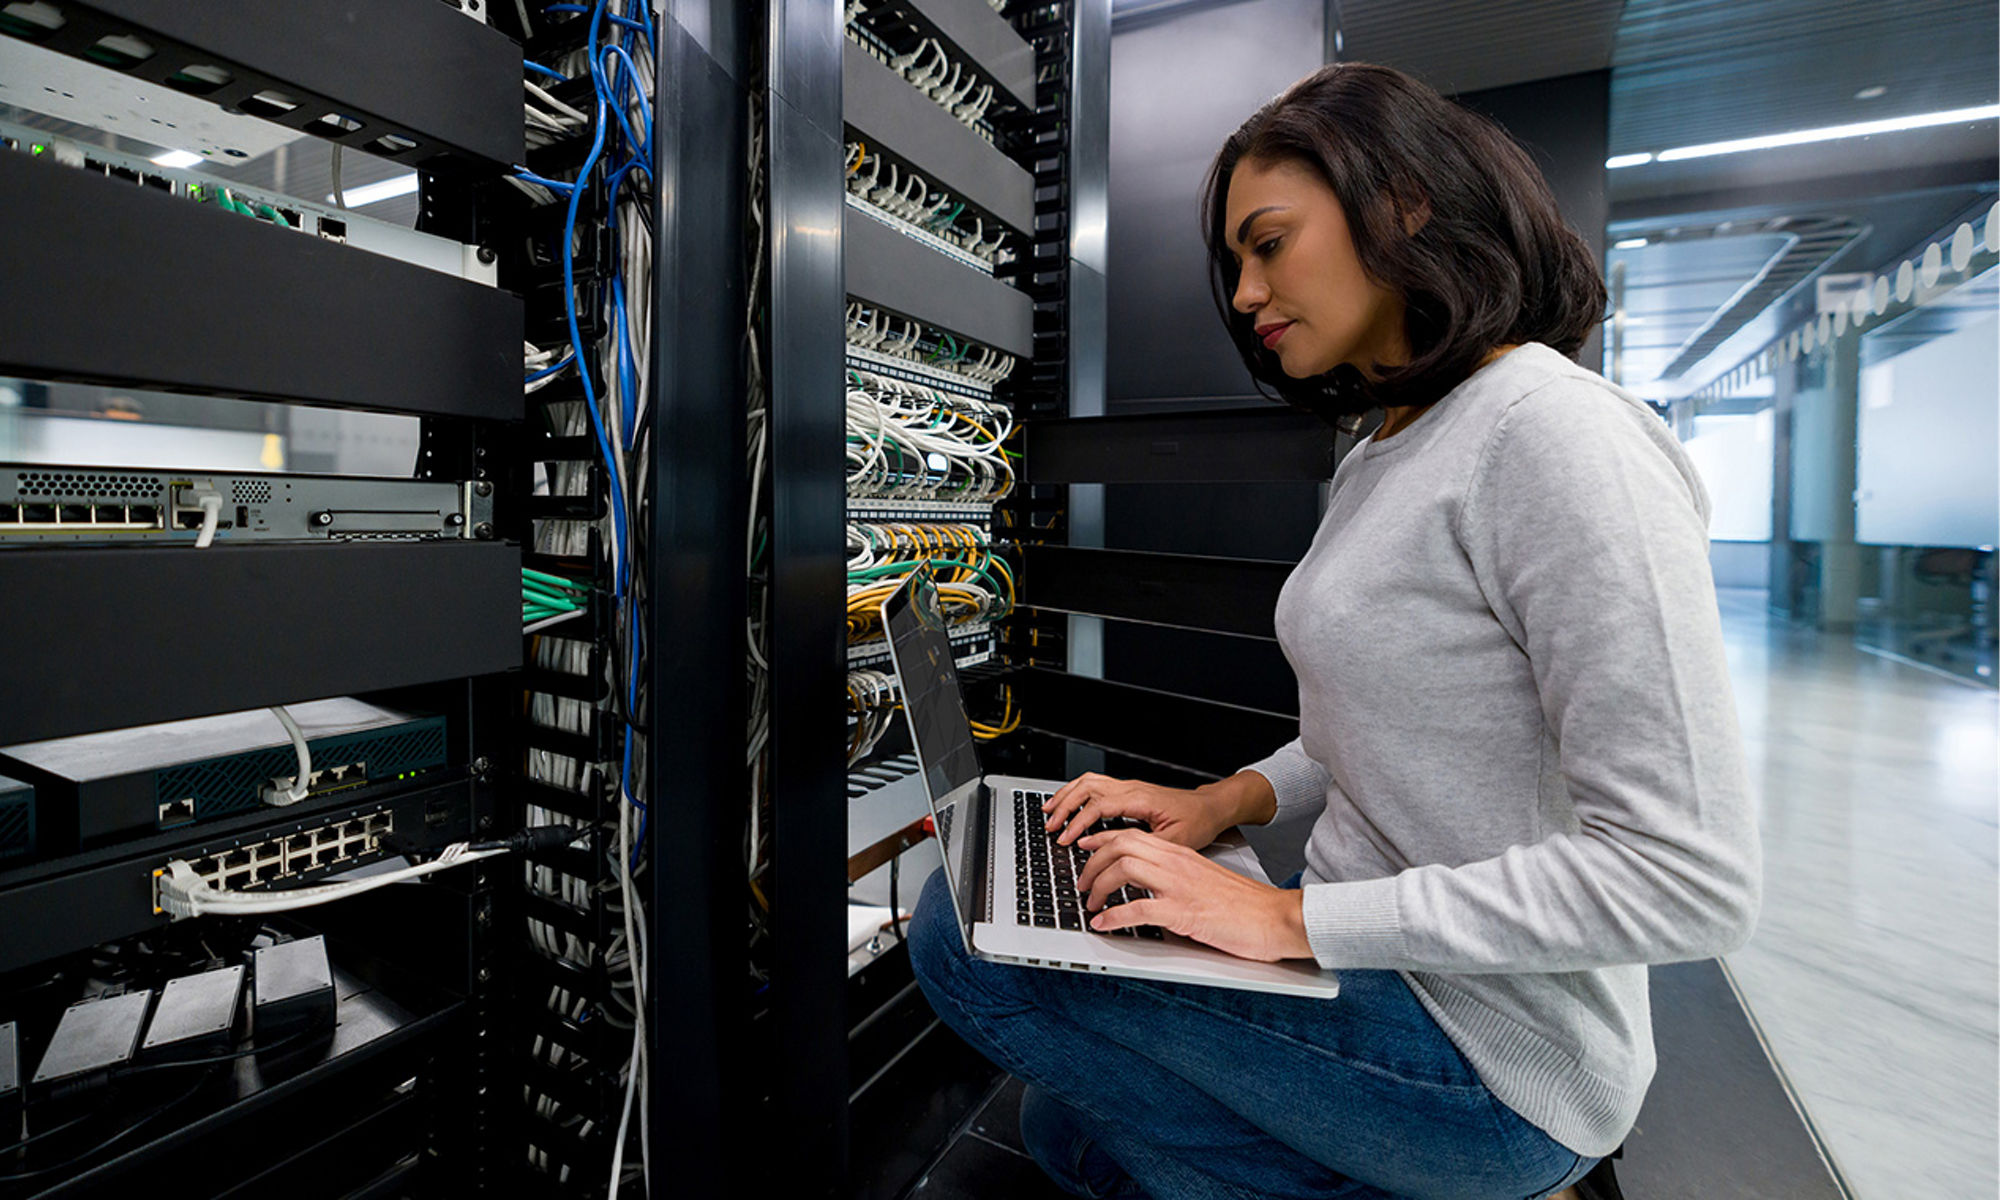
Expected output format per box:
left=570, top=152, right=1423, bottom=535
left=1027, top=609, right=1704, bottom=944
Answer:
left=312, top=511, right=333, bottom=526
left=471, top=756, right=491, bottom=778
left=473, top=522, right=494, bottom=540
left=476, top=245, right=496, bottom=264
left=474, top=481, right=493, bottom=496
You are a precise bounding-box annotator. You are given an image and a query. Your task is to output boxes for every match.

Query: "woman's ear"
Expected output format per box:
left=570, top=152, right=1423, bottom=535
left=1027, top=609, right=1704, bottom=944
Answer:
left=1400, top=193, right=1431, bottom=237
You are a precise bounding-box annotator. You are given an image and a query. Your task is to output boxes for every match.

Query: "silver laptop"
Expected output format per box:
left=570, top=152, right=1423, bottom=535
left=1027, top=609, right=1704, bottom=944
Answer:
left=881, top=566, right=1341, bottom=998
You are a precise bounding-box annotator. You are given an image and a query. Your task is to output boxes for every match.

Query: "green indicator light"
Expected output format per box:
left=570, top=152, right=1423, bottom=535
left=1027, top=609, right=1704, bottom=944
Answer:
left=30, top=143, right=45, bottom=156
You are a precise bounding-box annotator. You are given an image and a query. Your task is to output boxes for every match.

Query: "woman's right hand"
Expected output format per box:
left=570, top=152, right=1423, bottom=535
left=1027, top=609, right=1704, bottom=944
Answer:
left=1041, top=771, right=1275, bottom=851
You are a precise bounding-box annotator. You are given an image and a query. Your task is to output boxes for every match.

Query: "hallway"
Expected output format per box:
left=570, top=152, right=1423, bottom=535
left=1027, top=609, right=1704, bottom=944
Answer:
left=1717, top=587, right=1999, bottom=1198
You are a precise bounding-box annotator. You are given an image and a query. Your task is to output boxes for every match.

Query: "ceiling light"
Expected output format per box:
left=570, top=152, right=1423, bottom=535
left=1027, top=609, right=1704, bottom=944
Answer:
left=1854, top=85, right=1887, bottom=100
left=1613, top=236, right=1649, bottom=250
left=1654, top=103, right=2000, bottom=162
left=1605, top=152, right=1654, bottom=169
left=329, top=173, right=419, bottom=207
left=148, top=149, right=203, bottom=169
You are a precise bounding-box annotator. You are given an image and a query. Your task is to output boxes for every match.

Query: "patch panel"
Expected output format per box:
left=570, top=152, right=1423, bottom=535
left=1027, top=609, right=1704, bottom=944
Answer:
left=151, top=808, right=396, bottom=914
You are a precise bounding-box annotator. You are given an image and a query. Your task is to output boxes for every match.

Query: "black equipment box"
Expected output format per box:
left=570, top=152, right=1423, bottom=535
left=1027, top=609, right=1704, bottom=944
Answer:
left=140, top=965, right=245, bottom=1064
left=252, top=936, right=336, bottom=1041
left=0, top=699, right=446, bottom=853
left=30, top=990, right=153, bottom=1098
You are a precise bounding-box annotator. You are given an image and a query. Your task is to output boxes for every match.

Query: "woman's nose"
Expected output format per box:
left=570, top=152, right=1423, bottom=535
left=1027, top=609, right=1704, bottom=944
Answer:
left=1233, top=268, right=1268, bottom=314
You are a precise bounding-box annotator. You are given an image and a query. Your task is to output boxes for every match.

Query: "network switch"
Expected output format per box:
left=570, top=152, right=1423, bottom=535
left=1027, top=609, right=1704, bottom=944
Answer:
left=0, top=699, right=445, bottom=854
left=0, top=465, right=492, bottom=545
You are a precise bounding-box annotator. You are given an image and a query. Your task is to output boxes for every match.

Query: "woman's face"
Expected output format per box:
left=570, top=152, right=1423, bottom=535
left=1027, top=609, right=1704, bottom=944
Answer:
left=1224, top=156, right=1406, bottom=380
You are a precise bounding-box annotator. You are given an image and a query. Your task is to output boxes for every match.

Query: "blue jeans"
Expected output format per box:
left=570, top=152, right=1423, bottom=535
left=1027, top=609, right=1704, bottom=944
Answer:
left=909, top=869, right=1596, bottom=1200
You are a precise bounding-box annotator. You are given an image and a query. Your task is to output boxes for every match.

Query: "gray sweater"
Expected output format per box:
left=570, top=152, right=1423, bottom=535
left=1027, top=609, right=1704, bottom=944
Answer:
left=1245, top=343, right=1761, bottom=1157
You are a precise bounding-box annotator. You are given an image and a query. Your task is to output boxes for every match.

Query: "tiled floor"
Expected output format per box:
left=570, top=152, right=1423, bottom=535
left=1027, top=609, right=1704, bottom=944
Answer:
left=906, top=1076, right=1070, bottom=1199
left=1717, top=588, right=1999, bottom=1199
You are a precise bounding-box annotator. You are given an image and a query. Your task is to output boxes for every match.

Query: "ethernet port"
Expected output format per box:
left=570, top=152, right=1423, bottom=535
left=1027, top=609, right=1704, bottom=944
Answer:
left=318, top=216, right=347, bottom=242
left=21, top=503, right=53, bottom=523
left=156, top=797, right=196, bottom=828
left=58, top=504, right=90, bottom=523
left=0, top=504, right=17, bottom=522
left=94, top=504, right=126, bottom=523
left=129, top=504, right=159, bottom=525
left=175, top=511, right=205, bottom=530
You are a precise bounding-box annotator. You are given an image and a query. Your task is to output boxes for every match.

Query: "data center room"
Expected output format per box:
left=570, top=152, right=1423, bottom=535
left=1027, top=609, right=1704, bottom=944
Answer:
left=0, top=1, right=1993, bottom=1198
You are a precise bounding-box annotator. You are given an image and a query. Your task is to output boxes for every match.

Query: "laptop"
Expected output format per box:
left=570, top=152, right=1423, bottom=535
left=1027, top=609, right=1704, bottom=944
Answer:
left=882, top=566, right=1341, bottom=998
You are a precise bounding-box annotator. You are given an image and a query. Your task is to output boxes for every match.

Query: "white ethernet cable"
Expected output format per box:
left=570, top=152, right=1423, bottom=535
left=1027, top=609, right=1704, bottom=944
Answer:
left=157, top=842, right=505, bottom=918
left=185, top=487, right=224, bottom=549
left=260, top=706, right=314, bottom=806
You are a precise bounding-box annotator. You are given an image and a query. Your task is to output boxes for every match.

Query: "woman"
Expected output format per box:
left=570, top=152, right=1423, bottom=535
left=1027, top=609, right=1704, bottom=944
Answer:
left=908, top=62, right=1760, bottom=1200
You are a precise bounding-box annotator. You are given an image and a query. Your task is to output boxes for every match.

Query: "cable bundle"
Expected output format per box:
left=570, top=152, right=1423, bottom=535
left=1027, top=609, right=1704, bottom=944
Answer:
left=845, top=521, right=1014, bottom=644
left=846, top=370, right=1015, bottom=502
left=844, top=144, right=1011, bottom=267
left=846, top=669, right=897, bottom=765
left=845, top=304, right=1017, bottom=384
left=843, top=4, right=1004, bottom=139
left=519, top=1, right=656, bottom=1191
left=523, top=566, right=591, bottom=629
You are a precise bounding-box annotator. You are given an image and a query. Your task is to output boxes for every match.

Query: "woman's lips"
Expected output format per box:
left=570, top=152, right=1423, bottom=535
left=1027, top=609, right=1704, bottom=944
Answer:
left=1258, top=321, right=1294, bottom=350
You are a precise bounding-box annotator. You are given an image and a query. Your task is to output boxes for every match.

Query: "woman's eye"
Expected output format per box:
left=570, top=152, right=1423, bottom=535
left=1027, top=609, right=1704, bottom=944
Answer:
left=1255, top=238, right=1281, bottom=258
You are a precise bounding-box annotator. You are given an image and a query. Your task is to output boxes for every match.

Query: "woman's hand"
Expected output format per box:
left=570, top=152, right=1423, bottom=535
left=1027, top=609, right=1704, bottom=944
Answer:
left=1075, top=829, right=1312, bottom=962
left=1042, top=770, right=1276, bottom=851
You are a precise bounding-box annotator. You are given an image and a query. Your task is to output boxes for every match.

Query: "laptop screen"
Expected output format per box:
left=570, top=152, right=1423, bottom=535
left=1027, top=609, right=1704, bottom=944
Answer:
left=882, top=567, right=987, bottom=944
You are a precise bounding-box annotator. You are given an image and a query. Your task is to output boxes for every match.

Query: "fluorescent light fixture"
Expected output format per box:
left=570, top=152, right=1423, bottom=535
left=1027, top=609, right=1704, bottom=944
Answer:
left=329, top=173, right=419, bottom=207
left=1854, top=85, right=1887, bottom=100
left=1655, top=103, right=2000, bottom=162
left=1605, top=152, right=1654, bottom=169
left=149, top=149, right=203, bottom=169
left=1613, top=236, right=1649, bottom=250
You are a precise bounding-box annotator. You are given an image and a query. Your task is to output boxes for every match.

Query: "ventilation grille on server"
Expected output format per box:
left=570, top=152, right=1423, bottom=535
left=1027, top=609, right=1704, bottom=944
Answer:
left=231, top=480, right=274, bottom=504
left=154, top=719, right=450, bottom=821
left=13, top=472, right=163, bottom=499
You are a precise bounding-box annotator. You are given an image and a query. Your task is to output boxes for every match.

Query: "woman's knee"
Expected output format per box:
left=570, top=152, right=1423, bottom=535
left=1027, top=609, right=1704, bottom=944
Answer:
left=907, top=867, right=1036, bottom=1021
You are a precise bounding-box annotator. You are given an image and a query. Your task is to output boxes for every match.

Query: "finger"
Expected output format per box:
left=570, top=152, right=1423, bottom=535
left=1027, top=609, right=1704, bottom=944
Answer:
left=1079, top=835, right=1167, bottom=904
left=1043, top=782, right=1097, bottom=832
left=1091, top=897, right=1170, bottom=933
left=1081, top=860, right=1136, bottom=911
left=1059, top=791, right=1137, bottom=844
left=1043, top=772, right=1099, bottom=812
left=1073, top=829, right=1140, bottom=894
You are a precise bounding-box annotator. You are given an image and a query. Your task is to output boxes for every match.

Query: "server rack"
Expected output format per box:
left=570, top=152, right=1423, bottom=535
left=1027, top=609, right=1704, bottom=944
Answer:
left=0, top=3, right=539, bottom=1195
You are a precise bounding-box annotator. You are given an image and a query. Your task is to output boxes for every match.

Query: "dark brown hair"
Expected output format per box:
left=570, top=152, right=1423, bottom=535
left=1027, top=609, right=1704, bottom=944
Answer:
left=1202, top=62, right=1606, bottom=419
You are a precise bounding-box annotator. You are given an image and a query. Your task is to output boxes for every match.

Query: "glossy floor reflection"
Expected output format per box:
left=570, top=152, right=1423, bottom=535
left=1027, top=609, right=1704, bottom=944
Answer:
left=1718, top=588, right=2000, bottom=1200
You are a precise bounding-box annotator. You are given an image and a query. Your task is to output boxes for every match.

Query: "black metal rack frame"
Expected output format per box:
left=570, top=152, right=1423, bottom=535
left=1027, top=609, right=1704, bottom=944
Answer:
left=0, top=3, right=526, bottom=1194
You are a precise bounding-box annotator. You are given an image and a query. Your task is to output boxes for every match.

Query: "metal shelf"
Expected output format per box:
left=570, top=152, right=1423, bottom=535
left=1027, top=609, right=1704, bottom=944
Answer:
left=904, top=0, right=1037, bottom=109
left=843, top=38, right=1034, bottom=233
left=846, top=205, right=1034, bottom=357
left=0, top=152, right=521, bottom=419
left=0, top=542, right=520, bottom=746
left=1020, top=544, right=1291, bottom=639
left=0, top=0, right=523, bottom=170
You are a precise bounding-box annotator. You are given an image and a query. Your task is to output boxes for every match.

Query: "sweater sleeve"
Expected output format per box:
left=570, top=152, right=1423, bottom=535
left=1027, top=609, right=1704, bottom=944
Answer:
left=1241, top=738, right=1331, bottom=819
left=1298, top=384, right=1762, bottom=972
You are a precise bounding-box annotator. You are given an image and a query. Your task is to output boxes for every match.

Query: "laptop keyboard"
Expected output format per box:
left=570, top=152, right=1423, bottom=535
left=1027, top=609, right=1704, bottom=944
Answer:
left=1011, top=790, right=1165, bottom=940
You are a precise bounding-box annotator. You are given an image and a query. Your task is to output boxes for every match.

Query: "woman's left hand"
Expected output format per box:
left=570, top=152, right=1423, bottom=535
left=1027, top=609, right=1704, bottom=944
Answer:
left=1076, top=829, right=1314, bottom=963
